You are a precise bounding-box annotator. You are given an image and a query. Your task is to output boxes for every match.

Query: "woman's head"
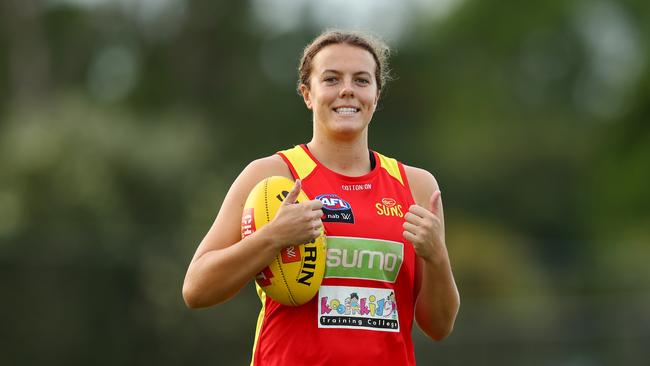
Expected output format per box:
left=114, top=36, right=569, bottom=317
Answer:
left=297, top=30, right=391, bottom=93
left=298, top=30, right=392, bottom=139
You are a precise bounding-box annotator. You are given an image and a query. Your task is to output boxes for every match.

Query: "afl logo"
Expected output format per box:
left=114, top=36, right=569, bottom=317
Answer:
left=316, top=193, right=355, bottom=224
left=382, top=198, right=396, bottom=207
left=316, top=194, right=351, bottom=211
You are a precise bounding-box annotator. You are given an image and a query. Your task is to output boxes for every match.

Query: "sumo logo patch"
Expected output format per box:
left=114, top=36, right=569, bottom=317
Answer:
left=318, top=285, right=399, bottom=332
left=324, top=236, right=404, bottom=283
left=316, top=194, right=354, bottom=224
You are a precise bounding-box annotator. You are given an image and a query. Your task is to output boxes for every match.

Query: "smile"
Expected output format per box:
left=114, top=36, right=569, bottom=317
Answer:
left=333, top=107, right=360, bottom=115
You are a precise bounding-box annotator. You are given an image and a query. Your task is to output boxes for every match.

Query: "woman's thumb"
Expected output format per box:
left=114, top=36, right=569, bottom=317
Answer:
left=282, top=179, right=301, bottom=205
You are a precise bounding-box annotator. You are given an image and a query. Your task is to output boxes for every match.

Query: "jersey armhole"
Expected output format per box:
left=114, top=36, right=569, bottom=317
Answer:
left=398, top=162, right=416, bottom=206
left=276, top=152, right=299, bottom=180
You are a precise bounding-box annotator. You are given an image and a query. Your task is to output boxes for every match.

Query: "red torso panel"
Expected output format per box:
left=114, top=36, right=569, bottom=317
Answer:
left=251, top=144, right=418, bottom=366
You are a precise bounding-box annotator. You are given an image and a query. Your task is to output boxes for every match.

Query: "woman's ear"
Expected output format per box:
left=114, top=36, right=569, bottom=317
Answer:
left=374, top=89, right=381, bottom=107
left=300, top=84, right=313, bottom=110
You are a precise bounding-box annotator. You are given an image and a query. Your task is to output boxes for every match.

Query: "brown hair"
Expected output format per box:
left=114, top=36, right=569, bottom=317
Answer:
left=297, top=29, right=391, bottom=93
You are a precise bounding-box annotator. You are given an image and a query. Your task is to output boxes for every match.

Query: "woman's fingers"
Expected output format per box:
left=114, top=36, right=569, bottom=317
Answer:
left=402, top=221, right=419, bottom=235
left=282, top=179, right=302, bottom=205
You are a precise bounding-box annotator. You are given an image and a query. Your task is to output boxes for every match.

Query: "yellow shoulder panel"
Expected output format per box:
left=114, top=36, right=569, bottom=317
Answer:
left=279, top=145, right=317, bottom=180
left=376, top=152, right=405, bottom=186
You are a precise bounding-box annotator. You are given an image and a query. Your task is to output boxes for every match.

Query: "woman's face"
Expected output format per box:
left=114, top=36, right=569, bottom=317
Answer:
left=301, top=43, right=380, bottom=139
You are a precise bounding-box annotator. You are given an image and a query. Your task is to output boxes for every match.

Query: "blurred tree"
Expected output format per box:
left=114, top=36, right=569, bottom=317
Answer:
left=1, top=0, right=649, bottom=365
left=0, top=0, right=52, bottom=109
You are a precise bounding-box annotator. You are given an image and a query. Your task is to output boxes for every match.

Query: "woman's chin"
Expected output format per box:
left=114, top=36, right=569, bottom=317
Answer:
left=329, top=127, right=368, bottom=140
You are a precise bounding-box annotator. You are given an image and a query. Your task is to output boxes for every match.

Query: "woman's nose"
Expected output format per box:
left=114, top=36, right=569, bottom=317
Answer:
left=338, top=79, right=354, bottom=98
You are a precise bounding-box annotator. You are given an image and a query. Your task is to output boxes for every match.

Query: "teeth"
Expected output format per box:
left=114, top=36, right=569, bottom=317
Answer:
left=335, top=107, right=358, bottom=114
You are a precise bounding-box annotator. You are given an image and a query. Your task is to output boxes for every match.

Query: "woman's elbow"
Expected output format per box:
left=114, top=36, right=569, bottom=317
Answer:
left=182, top=277, right=219, bottom=309
left=419, top=317, right=456, bottom=341
left=182, top=278, right=235, bottom=309
left=430, top=321, right=455, bottom=341
left=418, top=303, right=460, bottom=341
left=432, top=300, right=460, bottom=340
left=182, top=281, right=203, bottom=309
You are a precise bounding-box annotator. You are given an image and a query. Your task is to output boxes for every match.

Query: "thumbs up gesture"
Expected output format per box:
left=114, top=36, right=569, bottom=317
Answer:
left=402, top=190, right=445, bottom=263
left=265, top=179, right=324, bottom=250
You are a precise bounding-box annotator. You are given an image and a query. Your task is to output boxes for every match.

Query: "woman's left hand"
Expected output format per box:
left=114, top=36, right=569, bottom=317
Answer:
left=402, top=190, right=445, bottom=263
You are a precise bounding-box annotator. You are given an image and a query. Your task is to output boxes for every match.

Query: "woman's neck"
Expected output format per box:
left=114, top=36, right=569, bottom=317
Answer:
left=306, top=135, right=371, bottom=176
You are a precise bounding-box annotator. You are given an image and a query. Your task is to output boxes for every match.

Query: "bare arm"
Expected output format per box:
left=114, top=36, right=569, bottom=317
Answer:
left=403, top=166, right=460, bottom=340
left=182, top=155, right=323, bottom=308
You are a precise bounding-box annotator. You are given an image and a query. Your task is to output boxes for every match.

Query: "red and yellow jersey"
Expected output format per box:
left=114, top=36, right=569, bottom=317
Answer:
left=251, top=144, right=418, bottom=366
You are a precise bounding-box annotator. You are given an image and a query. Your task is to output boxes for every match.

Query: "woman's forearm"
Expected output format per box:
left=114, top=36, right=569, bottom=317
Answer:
left=415, top=253, right=460, bottom=340
left=182, top=226, right=279, bottom=308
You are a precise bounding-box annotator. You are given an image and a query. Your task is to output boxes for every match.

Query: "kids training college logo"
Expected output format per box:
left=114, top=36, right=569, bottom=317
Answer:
left=316, top=193, right=354, bottom=224
left=318, top=285, right=399, bottom=332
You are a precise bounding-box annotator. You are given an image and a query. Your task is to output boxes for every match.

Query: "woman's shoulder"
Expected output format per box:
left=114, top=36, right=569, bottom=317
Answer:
left=239, top=154, right=293, bottom=183
left=403, top=164, right=440, bottom=207
left=246, top=154, right=290, bottom=172
left=220, top=154, right=293, bottom=219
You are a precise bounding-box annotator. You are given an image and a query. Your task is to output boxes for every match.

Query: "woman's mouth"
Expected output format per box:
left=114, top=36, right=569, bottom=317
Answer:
left=333, top=107, right=360, bottom=115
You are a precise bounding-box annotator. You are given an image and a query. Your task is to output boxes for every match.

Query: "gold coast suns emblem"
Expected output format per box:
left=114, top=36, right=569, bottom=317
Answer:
left=375, top=197, right=404, bottom=217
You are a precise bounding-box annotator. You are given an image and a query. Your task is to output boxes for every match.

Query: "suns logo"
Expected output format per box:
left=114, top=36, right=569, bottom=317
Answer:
left=375, top=197, right=404, bottom=217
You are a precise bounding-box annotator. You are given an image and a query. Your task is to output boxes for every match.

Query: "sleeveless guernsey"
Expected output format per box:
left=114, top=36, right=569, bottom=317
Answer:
left=250, top=144, right=418, bottom=366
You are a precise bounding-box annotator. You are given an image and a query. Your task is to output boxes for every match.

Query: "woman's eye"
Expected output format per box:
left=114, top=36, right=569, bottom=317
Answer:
left=356, top=78, right=370, bottom=85
left=324, top=77, right=337, bottom=83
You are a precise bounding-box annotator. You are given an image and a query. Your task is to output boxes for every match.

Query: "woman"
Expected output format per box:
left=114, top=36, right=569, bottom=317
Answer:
left=183, top=30, right=460, bottom=365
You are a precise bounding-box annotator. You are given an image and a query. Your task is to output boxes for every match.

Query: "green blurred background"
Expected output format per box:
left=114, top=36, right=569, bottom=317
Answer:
left=1, top=0, right=649, bottom=364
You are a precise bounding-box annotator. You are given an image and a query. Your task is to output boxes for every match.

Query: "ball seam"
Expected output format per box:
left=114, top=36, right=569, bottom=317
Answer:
left=264, top=179, right=270, bottom=223
left=265, top=178, right=297, bottom=306
left=275, top=255, right=297, bottom=306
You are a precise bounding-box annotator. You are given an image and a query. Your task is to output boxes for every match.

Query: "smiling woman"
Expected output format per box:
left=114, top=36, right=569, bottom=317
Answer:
left=300, top=43, right=380, bottom=143
left=182, top=29, right=460, bottom=366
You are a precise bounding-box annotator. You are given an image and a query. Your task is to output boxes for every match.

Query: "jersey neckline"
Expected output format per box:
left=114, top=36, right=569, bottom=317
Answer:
left=300, top=144, right=381, bottom=183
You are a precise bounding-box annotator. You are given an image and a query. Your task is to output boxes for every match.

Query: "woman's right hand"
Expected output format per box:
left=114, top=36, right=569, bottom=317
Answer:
left=262, top=179, right=324, bottom=250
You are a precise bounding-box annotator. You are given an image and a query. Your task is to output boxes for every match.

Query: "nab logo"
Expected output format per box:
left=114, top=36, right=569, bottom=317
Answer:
left=375, top=197, right=404, bottom=217
left=316, top=193, right=355, bottom=224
